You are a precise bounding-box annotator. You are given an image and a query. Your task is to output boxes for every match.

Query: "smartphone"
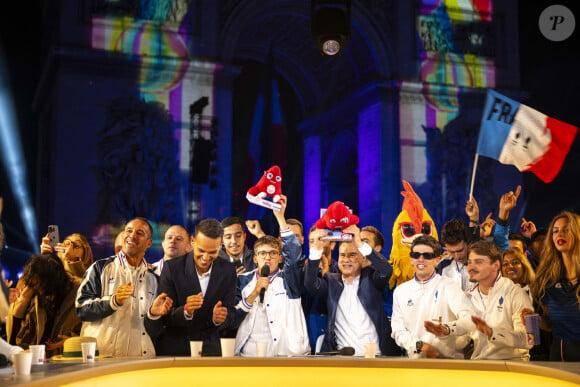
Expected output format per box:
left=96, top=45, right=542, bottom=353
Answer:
left=320, top=229, right=353, bottom=242
left=47, top=225, right=60, bottom=248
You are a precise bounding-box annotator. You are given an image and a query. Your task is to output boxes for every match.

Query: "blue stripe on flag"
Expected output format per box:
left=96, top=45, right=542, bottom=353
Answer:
left=476, top=89, right=521, bottom=159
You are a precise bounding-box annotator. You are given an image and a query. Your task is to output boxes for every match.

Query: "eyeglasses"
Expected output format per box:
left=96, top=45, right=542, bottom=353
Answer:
left=256, top=250, right=280, bottom=258
left=63, top=240, right=83, bottom=250
left=502, top=260, right=522, bottom=267
left=410, top=252, right=438, bottom=260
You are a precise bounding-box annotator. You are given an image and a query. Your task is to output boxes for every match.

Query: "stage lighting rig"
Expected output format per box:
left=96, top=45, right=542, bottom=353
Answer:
left=311, top=0, right=351, bottom=56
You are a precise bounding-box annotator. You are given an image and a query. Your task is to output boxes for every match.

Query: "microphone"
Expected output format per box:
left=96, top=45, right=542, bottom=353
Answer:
left=259, top=265, right=270, bottom=303
left=317, top=347, right=355, bottom=356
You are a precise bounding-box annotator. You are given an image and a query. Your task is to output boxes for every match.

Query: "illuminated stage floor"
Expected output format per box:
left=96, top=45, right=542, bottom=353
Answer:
left=2, top=357, right=579, bottom=387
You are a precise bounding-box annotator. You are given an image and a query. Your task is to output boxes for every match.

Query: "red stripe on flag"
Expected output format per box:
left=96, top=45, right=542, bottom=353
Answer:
left=524, top=116, right=578, bottom=183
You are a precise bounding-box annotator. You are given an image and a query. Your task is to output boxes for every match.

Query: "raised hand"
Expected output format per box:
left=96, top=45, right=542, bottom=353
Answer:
left=520, top=218, right=537, bottom=239
left=343, top=224, right=362, bottom=248
left=245, top=220, right=266, bottom=239
left=424, top=320, right=450, bottom=337
left=115, top=282, right=135, bottom=306
left=40, top=234, right=55, bottom=254
left=498, top=185, right=522, bottom=220
left=465, top=196, right=480, bottom=222
left=480, top=213, right=496, bottom=238
left=471, top=316, right=493, bottom=339
left=150, top=292, right=173, bottom=316
left=212, top=300, right=228, bottom=324
left=185, top=292, right=204, bottom=315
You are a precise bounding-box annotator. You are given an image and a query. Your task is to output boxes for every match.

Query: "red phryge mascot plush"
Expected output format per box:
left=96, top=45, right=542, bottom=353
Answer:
left=315, top=201, right=359, bottom=241
left=246, top=165, right=283, bottom=211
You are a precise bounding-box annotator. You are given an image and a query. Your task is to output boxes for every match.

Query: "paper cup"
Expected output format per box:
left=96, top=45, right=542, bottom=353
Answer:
left=220, top=338, right=236, bottom=357
left=81, top=342, right=96, bottom=363
left=29, top=344, right=46, bottom=365
left=256, top=341, right=268, bottom=357
left=190, top=341, right=203, bottom=357
left=12, top=351, right=33, bottom=375
left=363, top=342, right=377, bottom=358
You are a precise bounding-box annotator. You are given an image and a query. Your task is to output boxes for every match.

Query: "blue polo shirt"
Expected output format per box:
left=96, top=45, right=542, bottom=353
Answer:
left=542, top=271, right=580, bottom=341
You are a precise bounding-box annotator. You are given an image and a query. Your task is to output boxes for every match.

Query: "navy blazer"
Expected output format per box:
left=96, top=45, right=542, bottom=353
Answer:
left=145, top=252, right=237, bottom=356
left=304, top=249, right=401, bottom=356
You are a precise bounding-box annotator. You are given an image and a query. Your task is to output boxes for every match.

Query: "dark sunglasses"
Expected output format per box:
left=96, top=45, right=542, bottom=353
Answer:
left=410, top=252, right=438, bottom=260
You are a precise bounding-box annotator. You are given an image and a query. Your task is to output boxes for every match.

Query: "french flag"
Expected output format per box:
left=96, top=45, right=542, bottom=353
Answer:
left=476, top=89, right=578, bottom=183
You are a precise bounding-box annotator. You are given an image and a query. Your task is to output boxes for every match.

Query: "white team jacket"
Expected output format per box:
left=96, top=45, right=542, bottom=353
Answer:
left=391, top=274, right=475, bottom=358
left=234, top=271, right=310, bottom=356
left=76, top=253, right=158, bottom=358
left=462, top=276, right=533, bottom=360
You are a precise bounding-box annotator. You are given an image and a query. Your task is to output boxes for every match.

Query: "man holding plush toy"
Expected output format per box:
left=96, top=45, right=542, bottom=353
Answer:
left=305, top=206, right=401, bottom=357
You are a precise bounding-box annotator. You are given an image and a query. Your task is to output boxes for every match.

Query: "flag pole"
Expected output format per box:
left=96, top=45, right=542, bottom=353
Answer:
left=469, top=154, right=479, bottom=199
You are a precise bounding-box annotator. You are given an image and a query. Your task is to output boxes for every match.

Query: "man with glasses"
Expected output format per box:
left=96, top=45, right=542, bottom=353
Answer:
left=391, top=235, right=475, bottom=358
left=234, top=194, right=310, bottom=356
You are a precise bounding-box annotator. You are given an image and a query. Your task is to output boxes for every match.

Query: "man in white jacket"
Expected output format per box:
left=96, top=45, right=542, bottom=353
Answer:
left=76, top=218, right=158, bottom=357
left=391, top=235, right=475, bottom=358
left=464, top=240, right=533, bottom=360
left=234, top=195, right=310, bottom=357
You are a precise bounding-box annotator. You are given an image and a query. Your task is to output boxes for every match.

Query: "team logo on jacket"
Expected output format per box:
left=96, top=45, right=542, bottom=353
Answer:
left=496, top=296, right=504, bottom=312
left=407, top=299, right=414, bottom=307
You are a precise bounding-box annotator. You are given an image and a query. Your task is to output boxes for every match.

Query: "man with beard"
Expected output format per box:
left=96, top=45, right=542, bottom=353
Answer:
left=464, top=240, right=533, bottom=360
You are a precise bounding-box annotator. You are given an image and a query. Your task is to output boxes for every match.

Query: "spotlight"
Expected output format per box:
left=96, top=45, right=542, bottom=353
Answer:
left=311, top=0, right=351, bottom=56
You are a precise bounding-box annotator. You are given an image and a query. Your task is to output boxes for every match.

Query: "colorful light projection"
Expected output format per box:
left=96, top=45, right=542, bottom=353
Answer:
left=417, top=0, right=495, bottom=130
left=91, top=13, right=217, bottom=172
left=92, top=17, right=190, bottom=94
left=114, top=20, right=190, bottom=94
left=89, top=7, right=218, bottom=235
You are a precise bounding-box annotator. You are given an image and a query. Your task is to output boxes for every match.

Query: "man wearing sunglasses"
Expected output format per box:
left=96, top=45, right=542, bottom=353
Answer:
left=233, top=194, right=310, bottom=357
left=391, top=235, right=475, bottom=358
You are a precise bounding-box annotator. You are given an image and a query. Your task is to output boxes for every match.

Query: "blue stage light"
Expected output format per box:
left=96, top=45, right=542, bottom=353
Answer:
left=0, top=51, right=39, bottom=253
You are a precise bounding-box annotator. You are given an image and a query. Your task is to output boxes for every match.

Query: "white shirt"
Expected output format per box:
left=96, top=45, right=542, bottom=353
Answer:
left=241, top=302, right=270, bottom=356
left=184, top=264, right=213, bottom=321
left=197, top=266, right=212, bottom=295
left=335, top=276, right=379, bottom=356
left=440, top=258, right=471, bottom=291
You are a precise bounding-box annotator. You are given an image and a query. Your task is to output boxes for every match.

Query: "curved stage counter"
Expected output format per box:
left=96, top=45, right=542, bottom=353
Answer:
left=2, top=357, right=580, bottom=386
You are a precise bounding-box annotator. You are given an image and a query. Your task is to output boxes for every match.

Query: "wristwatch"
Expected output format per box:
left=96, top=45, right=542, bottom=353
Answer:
left=415, top=340, right=423, bottom=354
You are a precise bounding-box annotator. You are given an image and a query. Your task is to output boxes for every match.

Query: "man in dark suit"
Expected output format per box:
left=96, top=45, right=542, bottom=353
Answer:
left=304, top=224, right=401, bottom=356
left=146, top=218, right=237, bottom=356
